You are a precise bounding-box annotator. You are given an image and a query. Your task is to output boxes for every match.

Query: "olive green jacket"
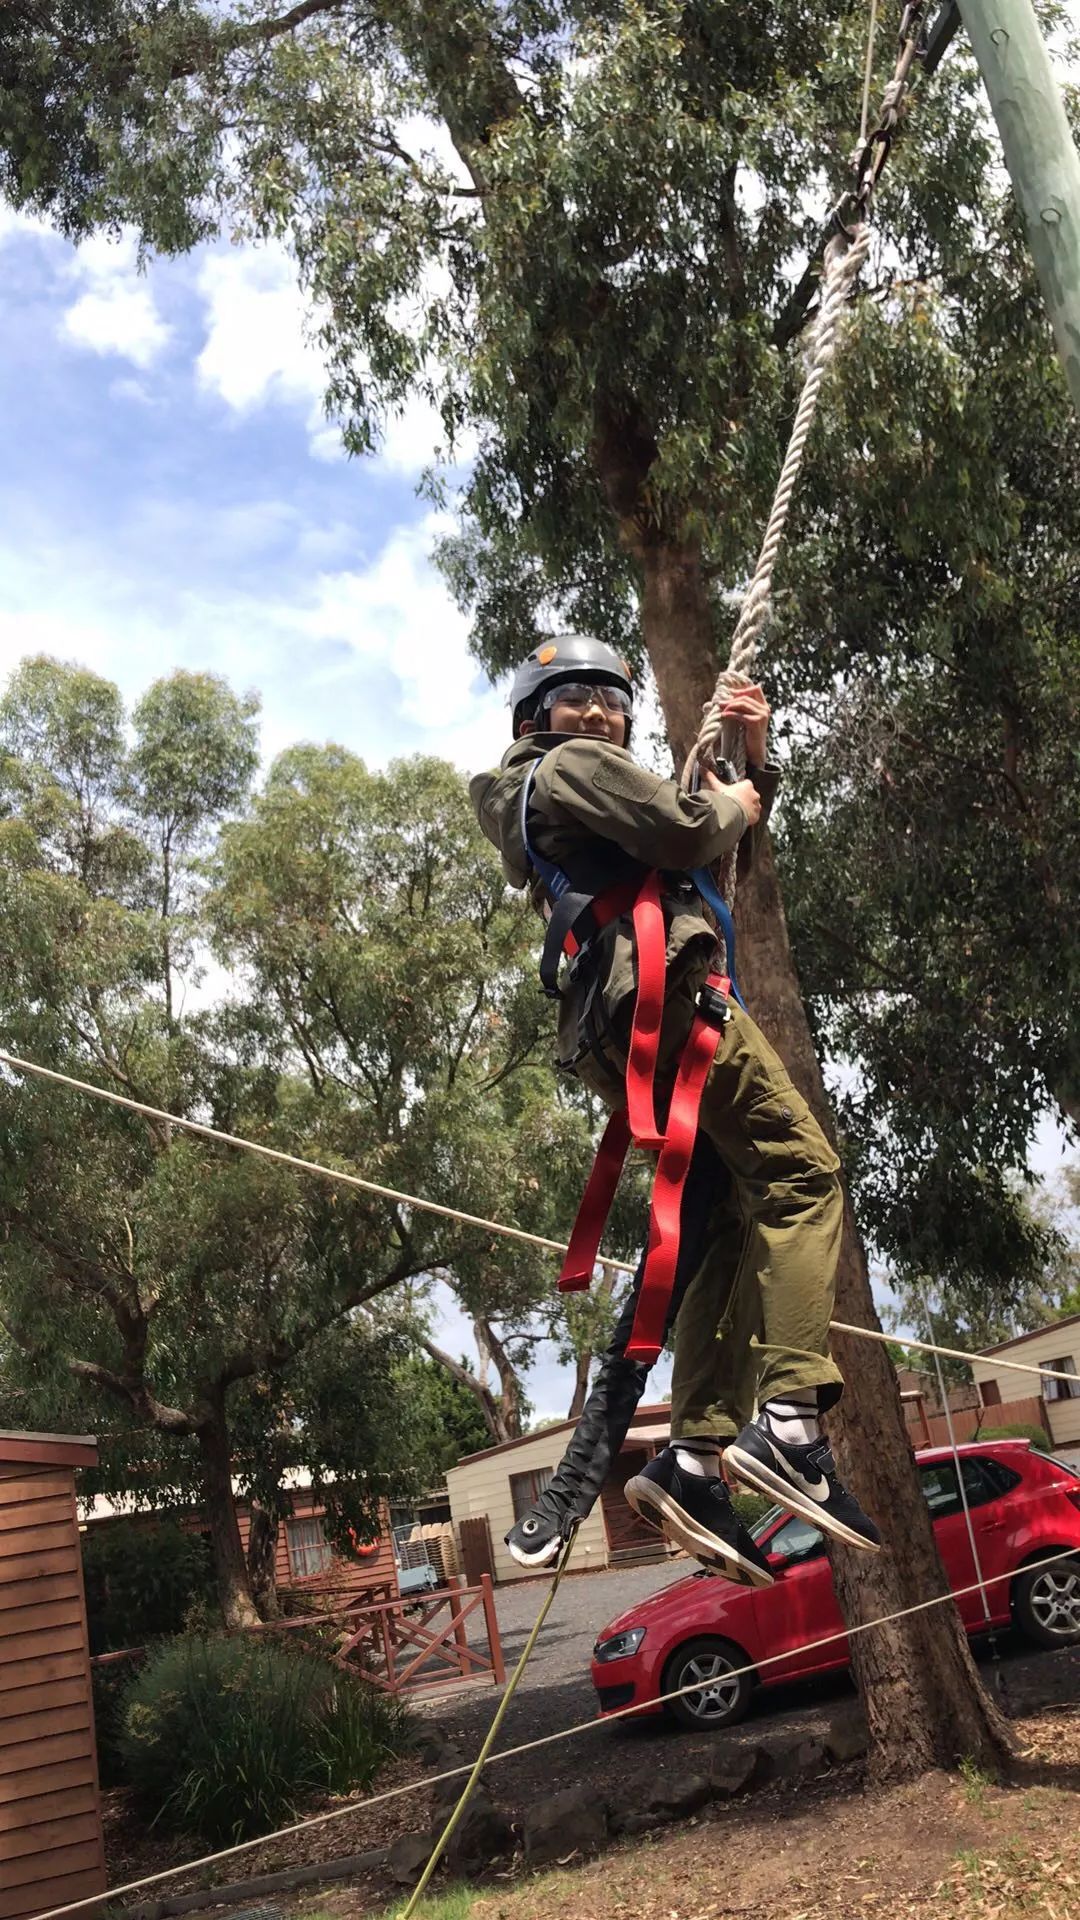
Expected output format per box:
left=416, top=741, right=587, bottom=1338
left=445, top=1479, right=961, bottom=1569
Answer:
left=470, top=734, right=780, bottom=1087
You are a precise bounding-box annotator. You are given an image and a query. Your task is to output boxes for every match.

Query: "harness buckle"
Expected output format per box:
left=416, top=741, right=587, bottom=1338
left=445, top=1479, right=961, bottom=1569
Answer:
left=696, top=979, right=732, bottom=1029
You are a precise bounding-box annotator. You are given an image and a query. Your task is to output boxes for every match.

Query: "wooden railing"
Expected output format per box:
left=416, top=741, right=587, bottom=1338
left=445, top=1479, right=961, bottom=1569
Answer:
left=91, top=1577, right=505, bottom=1699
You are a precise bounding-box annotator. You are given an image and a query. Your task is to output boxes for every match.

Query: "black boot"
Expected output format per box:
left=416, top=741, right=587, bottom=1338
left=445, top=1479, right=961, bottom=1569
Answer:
left=505, top=1139, right=726, bottom=1569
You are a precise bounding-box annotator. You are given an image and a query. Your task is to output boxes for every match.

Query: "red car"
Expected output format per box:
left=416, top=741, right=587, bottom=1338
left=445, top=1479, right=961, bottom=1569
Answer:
left=591, top=1441, right=1080, bottom=1730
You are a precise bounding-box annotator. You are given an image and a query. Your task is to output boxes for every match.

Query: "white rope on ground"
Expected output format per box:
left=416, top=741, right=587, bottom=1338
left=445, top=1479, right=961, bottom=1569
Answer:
left=2, top=1047, right=1077, bottom=1390
left=34, top=1546, right=1079, bottom=1920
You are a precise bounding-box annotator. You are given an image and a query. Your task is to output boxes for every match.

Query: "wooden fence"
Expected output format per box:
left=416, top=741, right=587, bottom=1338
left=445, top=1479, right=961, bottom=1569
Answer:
left=904, top=1394, right=1048, bottom=1450
left=93, top=1576, right=506, bottom=1701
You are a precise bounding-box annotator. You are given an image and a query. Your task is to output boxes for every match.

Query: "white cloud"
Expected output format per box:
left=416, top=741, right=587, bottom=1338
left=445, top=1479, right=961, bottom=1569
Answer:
left=0, top=201, right=54, bottom=247
left=194, top=239, right=476, bottom=475
left=301, top=511, right=488, bottom=730
left=196, top=245, right=324, bottom=413
left=0, top=502, right=507, bottom=773
left=61, top=230, right=171, bottom=369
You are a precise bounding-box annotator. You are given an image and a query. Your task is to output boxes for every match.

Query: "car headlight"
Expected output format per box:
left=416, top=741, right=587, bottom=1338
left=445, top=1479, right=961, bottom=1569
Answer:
left=593, top=1626, right=646, bottom=1663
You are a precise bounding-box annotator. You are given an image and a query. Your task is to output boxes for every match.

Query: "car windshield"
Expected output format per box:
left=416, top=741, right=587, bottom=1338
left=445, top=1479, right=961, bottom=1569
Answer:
left=750, top=1503, right=785, bottom=1541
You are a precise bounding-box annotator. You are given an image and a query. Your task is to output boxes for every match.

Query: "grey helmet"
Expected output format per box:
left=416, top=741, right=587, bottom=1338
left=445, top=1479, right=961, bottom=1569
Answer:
left=510, top=634, right=634, bottom=739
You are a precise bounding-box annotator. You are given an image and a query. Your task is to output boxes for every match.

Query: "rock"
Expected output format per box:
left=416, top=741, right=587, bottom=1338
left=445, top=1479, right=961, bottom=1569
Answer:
left=387, top=1832, right=434, bottom=1886
left=411, top=1725, right=463, bottom=1768
left=824, top=1712, right=869, bottom=1766
left=645, top=1773, right=712, bottom=1821
left=443, top=1792, right=514, bottom=1874
left=522, top=1786, right=609, bottom=1867
left=710, top=1745, right=775, bottom=1798
left=772, top=1736, right=827, bottom=1780
left=614, top=1810, right=661, bottom=1838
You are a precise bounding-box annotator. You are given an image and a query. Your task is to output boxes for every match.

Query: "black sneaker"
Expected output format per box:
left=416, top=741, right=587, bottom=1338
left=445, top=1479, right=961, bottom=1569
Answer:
left=725, top=1416, right=881, bottom=1552
left=505, top=1508, right=564, bottom=1569
left=624, top=1448, right=774, bottom=1588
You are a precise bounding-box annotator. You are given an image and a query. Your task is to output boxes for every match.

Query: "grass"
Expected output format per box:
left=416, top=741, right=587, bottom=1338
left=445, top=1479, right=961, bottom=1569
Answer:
left=959, top=1756, right=995, bottom=1807
left=298, top=1895, right=481, bottom=1920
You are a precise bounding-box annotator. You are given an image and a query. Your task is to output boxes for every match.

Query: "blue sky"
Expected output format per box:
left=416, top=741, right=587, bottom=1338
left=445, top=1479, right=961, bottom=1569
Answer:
left=1, top=202, right=1074, bottom=1430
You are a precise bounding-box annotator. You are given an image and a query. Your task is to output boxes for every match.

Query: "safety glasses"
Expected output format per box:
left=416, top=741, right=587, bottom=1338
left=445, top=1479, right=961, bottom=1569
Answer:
left=542, top=682, right=632, bottom=717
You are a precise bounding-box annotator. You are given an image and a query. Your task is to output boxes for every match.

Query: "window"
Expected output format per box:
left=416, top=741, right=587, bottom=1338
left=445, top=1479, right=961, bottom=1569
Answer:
left=979, top=1458, right=1021, bottom=1498
left=285, top=1515, right=335, bottom=1579
left=762, top=1512, right=825, bottom=1565
left=509, top=1468, right=554, bottom=1523
left=919, top=1457, right=998, bottom=1521
left=1040, top=1357, right=1080, bottom=1403
left=980, top=1380, right=1002, bottom=1408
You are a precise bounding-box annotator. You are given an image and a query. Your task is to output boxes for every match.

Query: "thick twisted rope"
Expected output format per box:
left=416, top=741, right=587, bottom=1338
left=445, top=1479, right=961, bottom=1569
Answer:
left=683, top=219, right=872, bottom=802
left=683, top=5, right=929, bottom=906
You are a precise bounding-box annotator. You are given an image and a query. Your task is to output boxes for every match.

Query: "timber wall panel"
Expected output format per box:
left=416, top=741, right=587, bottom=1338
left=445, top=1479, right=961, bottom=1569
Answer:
left=0, top=1454, right=105, bottom=1920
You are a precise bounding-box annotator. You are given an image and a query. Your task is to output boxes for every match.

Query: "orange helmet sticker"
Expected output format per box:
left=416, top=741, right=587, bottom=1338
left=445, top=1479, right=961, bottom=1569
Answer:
left=620, top=658, right=632, bottom=679
left=537, top=644, right=558, bottom=665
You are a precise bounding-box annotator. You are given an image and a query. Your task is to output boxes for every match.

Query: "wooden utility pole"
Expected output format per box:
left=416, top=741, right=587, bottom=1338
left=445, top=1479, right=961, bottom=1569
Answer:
left=955, top=0, right=1080, bottom=413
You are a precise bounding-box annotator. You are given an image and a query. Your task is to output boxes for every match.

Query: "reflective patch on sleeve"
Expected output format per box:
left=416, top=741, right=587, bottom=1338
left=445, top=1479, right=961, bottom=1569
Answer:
left=591, top=756, right=665, bottom=804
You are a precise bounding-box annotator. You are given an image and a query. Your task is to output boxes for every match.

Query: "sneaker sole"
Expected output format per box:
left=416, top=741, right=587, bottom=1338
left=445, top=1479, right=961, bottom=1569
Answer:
left=624, top=1476, right=774, bottom=1589
left=724, top=1446, right=881, bottom=1554
left=507, top=1538, right=562, bottom=1570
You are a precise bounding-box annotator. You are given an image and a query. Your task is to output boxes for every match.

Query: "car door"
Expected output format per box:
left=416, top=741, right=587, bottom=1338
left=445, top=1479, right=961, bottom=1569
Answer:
left=748, top=1512, right=846, bottom=1683
left=918, top=1456, right=1013, bottom=1629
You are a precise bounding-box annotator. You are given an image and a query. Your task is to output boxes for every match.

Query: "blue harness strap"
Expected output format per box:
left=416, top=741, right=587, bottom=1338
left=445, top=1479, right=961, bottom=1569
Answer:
left=689, top=867, right=747, bottom=1011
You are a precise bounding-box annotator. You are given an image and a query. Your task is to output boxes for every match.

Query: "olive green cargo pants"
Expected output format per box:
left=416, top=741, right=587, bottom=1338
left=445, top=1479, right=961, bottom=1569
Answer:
left=666, top=1002, right=844, bottom=1440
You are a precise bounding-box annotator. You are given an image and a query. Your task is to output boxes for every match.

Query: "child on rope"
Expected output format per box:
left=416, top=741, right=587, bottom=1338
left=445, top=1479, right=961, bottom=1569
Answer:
left=471, top=635, right=880, bottom=1585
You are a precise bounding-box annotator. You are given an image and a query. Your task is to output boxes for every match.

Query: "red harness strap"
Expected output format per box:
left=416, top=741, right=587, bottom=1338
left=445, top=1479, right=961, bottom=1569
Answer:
left=557, top=1108, right=632, bottom=1292
left=553, top=856, right=729, bottom=1358
left=624, top=968, right=728, bottom=1364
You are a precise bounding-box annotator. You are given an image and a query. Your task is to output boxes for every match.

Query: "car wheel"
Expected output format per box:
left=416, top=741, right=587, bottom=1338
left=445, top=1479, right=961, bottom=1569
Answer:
left=664, top=1636, right=754, bottom=1730
left=1012, top=1555, right=1080, bottom=1648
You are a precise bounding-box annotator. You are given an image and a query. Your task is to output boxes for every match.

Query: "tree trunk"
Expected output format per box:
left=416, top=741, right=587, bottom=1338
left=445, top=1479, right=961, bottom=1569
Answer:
left=247, top=1501, right=280, bottom=1621
left=421, top=1336, right=510, bottom=1445
left=475, top=1317, right=526, bottom=1440
left=640, top=541, right=1014, bottom=1781
left=195, top=1413, right=260, bottom=1630
left=567, top=1349, right=592, bottom=1422
left=737, top=837, right=1013, bottom=1777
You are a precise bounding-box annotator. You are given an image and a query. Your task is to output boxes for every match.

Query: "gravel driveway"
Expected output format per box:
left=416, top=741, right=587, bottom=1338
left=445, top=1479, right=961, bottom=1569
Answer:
left=421, top=1562, right=1080, bottom=1817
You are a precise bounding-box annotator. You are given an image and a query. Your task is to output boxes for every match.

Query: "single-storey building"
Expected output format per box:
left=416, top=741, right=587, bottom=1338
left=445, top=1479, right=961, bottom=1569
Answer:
left=969, top=1312, right=1080, bottom=1471
left=82, top=1471, right=402, bottom=1613
left=445, top=1403, right=678, bottom=1583
left=1, top=1429, right=106, bottom=1920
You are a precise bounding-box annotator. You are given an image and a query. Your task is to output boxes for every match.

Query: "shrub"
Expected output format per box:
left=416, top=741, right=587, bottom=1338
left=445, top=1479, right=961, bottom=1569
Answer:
left=119, top=1635, right=411, bottom=1844
left=977, top=1422, right=1051, bottom=1453
left=733, top=1489, right=774, bottom=1532
left=83, top=1521, right=216, bottom=1653
left=91, top=1654, right=143, bottom=1788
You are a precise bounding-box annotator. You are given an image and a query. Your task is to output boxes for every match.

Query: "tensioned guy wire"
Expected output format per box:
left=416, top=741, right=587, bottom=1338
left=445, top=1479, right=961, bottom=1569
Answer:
left=32, top=1546, right=1078, bottom=1920
left=2, top=1048, right=1077, bottom=1388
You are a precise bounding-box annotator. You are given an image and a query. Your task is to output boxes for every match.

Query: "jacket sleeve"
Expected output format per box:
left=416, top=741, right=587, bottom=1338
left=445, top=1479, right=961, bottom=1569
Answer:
left=534, top=739, right=749, bottom=869
left=737, top=761, right=781, bottom=877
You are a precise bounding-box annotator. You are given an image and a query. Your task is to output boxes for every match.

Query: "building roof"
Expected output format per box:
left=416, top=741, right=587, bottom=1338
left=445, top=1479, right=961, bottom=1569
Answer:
left=0, top=1429, right=99, bottom=1468
left=978, top=1309, right=1080, bottom=1357
left=455, top=1403, right=672, bottom=1468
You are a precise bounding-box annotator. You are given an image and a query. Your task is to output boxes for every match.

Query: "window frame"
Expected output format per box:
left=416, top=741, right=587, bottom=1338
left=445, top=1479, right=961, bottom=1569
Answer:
left=285, top=1513, right=336, bottom=1580
left=509, top=1467, right=554, bottom=1524
left=1040, top=1357, right=1080, bottom=1403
